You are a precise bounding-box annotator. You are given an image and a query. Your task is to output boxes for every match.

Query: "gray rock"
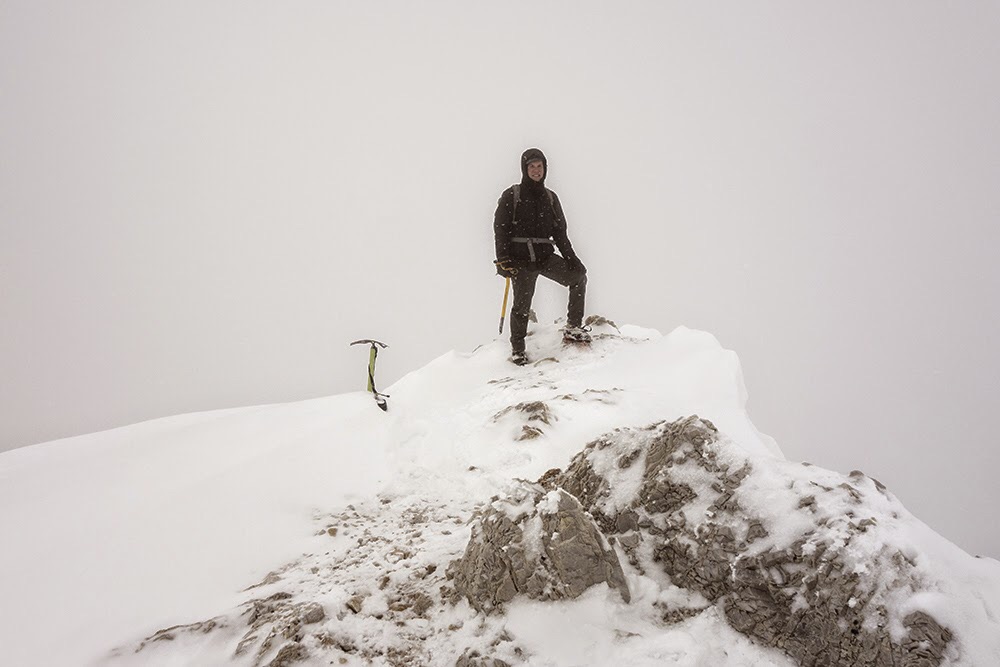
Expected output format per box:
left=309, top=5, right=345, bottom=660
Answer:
left=346, top=594, right=366, bottom=614
left=449, top=482, right=630, bottom=612
left=134, top=619, right=223, bottom=652
left=235, top=593, right=326, bottom=665
left=551, top=415, right=953, bottom=667
left=133, top=592, right=325, bottom=667
left=584, top=314, right=620, bottom=331
left=265, top=642, right=308, bottom=667
left=455, top=649, right=511, bottom=667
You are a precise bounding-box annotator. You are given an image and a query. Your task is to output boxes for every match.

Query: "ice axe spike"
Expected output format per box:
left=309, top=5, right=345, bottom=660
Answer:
left=350, top=339, right=389, bottom=411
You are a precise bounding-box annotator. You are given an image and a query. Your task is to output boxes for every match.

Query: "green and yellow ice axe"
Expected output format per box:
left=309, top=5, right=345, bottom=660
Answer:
left=350, top=339, right=389, bottom=411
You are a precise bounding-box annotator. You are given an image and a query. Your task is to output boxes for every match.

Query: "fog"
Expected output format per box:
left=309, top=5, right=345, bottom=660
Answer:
left=2, top=1, right=998, bottom=556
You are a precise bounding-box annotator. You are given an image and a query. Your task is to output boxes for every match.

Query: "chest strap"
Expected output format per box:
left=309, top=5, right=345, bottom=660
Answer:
left=511, top=237, right=555, bottom=262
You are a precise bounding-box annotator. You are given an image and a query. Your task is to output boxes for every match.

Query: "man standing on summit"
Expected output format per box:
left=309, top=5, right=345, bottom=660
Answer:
left=494, top=148, right=590, bottom=365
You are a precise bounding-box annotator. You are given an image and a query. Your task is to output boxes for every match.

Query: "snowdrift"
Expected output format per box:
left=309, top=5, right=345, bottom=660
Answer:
left=1, top=320, right=997, bottom=666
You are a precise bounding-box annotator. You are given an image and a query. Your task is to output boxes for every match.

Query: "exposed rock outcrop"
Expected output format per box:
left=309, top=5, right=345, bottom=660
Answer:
left=235, top=592, right=325, bottom=665
left=544, top=415, right=952, bottom=667
left=131, top=593, right=325, bottom=667
left=449, top=482, right=630, bottom=612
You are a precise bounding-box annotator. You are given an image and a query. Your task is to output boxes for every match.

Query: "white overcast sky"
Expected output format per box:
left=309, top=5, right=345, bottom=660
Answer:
left=1, top=1, right=998, bottom=556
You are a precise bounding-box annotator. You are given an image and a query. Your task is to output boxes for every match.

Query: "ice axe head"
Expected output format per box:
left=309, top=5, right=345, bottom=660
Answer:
left=350, top=339, right=388, bottom=349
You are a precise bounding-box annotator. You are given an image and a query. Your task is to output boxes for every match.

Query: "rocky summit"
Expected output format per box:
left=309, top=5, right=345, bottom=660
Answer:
left=9, top=322, right=996, bottom=666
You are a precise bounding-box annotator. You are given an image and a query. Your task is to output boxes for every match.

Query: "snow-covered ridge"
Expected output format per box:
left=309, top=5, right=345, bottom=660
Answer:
left=1, top=321, right=997, bottom=666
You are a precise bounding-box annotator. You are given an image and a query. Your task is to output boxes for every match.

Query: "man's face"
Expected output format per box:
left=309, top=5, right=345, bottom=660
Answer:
left=526, top=159, right=545, bottom=182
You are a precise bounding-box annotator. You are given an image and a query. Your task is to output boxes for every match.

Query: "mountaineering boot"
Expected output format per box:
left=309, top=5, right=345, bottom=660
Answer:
left=510, top=350, right=529, bottom=366
left=562, top=325, right=592, bottom=345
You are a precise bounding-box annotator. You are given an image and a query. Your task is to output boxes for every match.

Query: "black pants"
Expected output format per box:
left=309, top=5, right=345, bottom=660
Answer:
left=509, top=254, right=587, bottom=354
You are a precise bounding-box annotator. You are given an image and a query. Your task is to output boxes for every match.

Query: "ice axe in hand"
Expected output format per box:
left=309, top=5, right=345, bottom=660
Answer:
left=499, top=276, right=511, bottom=334
left=495, top=259, right=517, bottom=334
left=350, top=339, right=389, bottom=411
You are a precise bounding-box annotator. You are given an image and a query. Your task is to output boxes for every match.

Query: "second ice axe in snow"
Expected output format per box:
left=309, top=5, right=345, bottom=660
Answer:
left=350, top=339, right=389, bottom=411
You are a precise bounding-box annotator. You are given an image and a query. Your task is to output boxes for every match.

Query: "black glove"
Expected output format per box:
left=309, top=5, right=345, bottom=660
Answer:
left=495, top=258, right=518, bottom=278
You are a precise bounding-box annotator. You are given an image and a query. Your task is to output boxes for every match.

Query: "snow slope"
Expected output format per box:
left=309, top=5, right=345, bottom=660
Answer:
left=1, top=322, right=997, bottom=666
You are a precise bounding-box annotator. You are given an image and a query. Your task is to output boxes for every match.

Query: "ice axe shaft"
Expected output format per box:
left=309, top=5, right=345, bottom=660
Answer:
left=499, top=277, right=511, bottom=334
left=365, top=346, right=377, bottom=392
left=350, top=339, right=389, bottom=411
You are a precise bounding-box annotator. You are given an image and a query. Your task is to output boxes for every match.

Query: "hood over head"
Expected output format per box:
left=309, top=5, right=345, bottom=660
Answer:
left=520, top=148, right=547, bottom=185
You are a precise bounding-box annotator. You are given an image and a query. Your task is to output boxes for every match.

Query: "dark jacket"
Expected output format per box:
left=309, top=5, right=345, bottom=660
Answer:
left=494, top=148, right=577, bottom=265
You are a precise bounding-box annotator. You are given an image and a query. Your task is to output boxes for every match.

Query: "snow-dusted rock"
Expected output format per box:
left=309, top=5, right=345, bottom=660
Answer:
left=549, top=414, right=953, bottom=666
left=127, top=592, right=325, bottom=667
left=449, top=482, right=630, bottom=613
left=454, top=649, right=512, bottom=667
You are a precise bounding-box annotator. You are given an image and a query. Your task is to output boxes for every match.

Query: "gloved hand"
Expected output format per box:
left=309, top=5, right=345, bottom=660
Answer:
left=495, top=258, right=518, bottom=278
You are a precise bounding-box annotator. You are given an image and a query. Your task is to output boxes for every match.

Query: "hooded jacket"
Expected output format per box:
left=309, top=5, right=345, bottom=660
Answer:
left=493, top=148, right=577, bottom=265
